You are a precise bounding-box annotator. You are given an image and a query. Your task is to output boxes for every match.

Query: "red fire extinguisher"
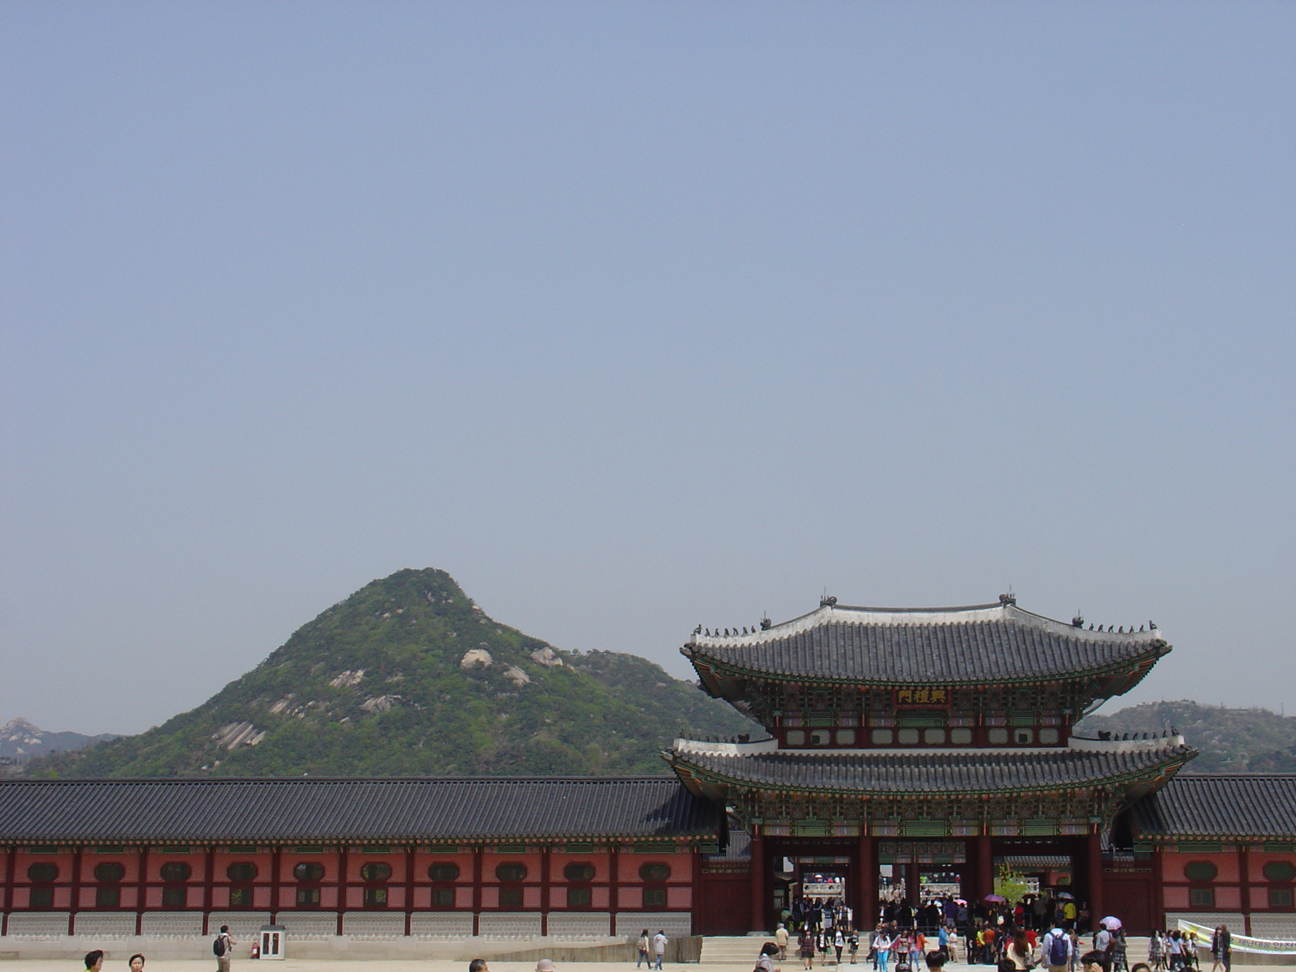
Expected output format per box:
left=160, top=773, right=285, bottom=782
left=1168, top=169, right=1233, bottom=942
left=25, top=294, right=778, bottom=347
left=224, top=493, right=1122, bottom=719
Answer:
left=251, top=942, right=260, bottom=960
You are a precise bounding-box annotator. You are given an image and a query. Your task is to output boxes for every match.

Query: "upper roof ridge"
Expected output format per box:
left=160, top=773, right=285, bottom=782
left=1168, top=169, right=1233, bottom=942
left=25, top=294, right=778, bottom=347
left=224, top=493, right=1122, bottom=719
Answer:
left=688, top=600, right=1166, bottom=648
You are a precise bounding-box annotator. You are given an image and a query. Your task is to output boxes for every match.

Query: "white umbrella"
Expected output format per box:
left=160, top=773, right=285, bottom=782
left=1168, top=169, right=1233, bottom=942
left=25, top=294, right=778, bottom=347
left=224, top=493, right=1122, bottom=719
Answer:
left=1101, top=916, right=1123, bottom=931
left=1056, top=892, right=1075, bottom=900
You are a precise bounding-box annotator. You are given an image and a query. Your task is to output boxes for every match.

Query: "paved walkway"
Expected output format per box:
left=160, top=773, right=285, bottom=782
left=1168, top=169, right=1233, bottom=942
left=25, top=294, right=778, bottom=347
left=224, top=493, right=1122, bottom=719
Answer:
left=0, top=940, right=1184, bottom=972
left=0, top=960, right=1043, bottom=972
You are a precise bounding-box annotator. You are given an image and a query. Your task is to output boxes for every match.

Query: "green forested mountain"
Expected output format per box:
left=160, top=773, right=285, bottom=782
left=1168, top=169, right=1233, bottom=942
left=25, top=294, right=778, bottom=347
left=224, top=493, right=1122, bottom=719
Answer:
left=1078, top=700, right=1296, bottom=773
left=27, top=575, right=1294, bottom=779
left=26, top=569, right=756, bottom=778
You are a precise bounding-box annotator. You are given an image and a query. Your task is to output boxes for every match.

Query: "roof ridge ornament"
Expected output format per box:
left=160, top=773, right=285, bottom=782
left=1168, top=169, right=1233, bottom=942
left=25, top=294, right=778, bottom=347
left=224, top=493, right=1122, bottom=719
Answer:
left=820, top=595, right=837, bottom=608
left=999, top=592, right=1016, bottom=606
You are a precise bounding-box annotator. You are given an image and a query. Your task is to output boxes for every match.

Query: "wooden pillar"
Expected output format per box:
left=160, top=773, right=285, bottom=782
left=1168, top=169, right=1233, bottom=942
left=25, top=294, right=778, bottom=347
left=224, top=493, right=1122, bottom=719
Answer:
left=404, top=844, right=416, bottom=937
left=135, top=845, right=149, bottom=936
left=1151, top=846, right=1165, bottom=932
left=858, top=835, right=876, bottom=927
left=336, top=846, right=348, bottom=936
left=691, top=842, right=704, bottom=936
left=472, top=846, right=483, bottom=937
left=976, top=835, right=994, bottom=902
left=69, top=847, right=83, bottom=936
left=750, top=830, right=766, bottom=933
left=3, top=845, right=16, bottom=937
left=540, top=846, right=551, bottom=937
left=610, top=843, right=620, bottom=936
left=269, top=846, right=281, bottom=924
left=1239, top=845, right=1252, bottom=936
left=1087, top=830, right=1104, bottom=928
left=202, top=846, right=215, bottom=936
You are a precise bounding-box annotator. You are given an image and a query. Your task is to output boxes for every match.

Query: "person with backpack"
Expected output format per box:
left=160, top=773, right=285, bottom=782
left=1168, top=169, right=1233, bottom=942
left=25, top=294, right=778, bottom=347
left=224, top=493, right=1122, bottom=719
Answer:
left=637, top=930, right=651, bottom=968
left=1043, top=924, right=1073, bottom=972
left=213, top=925, right=235, bottom=972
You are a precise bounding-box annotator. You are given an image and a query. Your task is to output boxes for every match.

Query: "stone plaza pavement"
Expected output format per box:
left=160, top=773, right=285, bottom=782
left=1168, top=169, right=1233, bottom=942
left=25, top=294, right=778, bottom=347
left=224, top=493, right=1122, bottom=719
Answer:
left=13, top=939, right=1257, bottom=972
left=0, top=962, right=997, bottom=972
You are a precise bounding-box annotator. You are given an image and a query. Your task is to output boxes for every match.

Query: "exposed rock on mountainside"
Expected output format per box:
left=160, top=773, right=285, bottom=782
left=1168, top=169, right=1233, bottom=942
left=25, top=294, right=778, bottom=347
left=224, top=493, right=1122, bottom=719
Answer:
left=24, top=568, right=756, bottom=778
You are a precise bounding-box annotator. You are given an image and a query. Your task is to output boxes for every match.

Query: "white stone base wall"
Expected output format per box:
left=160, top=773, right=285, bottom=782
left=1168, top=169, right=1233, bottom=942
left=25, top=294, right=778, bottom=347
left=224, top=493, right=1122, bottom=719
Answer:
left=615, top=910, right=693, bottom=938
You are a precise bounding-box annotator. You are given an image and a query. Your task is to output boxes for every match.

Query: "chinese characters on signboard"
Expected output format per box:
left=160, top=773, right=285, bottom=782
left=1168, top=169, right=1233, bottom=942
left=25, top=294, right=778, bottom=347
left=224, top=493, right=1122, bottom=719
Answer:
left=893, top=687, right=951, bottom=707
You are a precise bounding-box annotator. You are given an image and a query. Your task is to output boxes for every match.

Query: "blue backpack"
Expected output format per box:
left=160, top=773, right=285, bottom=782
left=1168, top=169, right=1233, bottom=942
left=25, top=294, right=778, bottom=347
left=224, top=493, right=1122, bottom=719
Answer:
left=1048, top=933, right=1069, bottom=967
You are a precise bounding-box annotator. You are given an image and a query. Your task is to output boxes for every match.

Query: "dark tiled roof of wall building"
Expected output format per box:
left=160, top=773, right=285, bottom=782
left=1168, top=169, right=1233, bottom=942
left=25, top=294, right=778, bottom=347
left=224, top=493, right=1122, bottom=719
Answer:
left=684, top=602, right=1169, bottom=685
left=668, top=741, right=1195, bottom=797
left=1130, top=775, right=1296, bottom=840
left=704, top=827, right=751, bottom=862
left=0, top=777, right=721, bottom=844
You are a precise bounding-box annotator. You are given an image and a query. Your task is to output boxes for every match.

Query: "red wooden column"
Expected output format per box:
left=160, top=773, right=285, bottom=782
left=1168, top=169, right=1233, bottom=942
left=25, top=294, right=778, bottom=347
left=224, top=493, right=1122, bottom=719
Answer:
left=3, top=845, right=16, bottom=937
left=202, top=846, right=215, bottom=936
left=540, top=846, right=551, bottom=937
left=750, top=830, right=766, bottom=933
left=609, top=843, right=620, bottom=936
left=976, top=835, right=994, bottom=902
left=472, top=847, right=483, bottom=937
left=857, top=835, right=876, bottom=928
left=404, top=844, right=416, bottom=937
left=269, top=846, right=281, bottom=924
left=336, top=846, right=349, bottom=936
left=1239, top=845, right=1252, bottom=936
left=1151, top=847, right=1165, bottom=932
left=135, top=846, right=149, bottom=935
left=1087, top=830, right=1104, bottom=929
left=69, top=847, right=83, bottom=936
left=691, top=843, right=704, bottom=936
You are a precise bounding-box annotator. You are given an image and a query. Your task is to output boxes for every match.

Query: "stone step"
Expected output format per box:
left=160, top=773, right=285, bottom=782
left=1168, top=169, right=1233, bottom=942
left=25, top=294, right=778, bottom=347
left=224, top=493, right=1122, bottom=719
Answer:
left=701, top=936, right=784, bottom=964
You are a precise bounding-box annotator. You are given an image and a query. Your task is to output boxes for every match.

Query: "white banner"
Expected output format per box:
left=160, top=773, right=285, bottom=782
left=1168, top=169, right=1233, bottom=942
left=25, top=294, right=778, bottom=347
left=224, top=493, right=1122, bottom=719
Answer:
left=1177, top=920, right=1296, bottom=956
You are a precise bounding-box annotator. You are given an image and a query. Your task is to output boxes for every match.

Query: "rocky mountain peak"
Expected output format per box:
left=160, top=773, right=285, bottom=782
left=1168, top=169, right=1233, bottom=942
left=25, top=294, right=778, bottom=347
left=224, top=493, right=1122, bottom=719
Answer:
left=21, top=568, right=755, bottom=778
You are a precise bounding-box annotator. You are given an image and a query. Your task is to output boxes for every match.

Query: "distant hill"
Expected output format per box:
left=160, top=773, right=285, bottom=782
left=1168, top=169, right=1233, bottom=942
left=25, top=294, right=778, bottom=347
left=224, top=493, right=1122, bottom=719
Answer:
left=0, top=718, right=117, bottom=766
left=24, top=568, right=756, bottom=778
left=1078, top=700, right=1296, bottom=773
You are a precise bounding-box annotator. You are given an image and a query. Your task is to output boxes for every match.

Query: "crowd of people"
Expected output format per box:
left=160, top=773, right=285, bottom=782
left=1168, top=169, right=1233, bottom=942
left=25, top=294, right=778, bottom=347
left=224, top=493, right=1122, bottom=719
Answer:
left=765, top=893, right=1149, bottom=972
left=1146, top=926, right=1231, bottom=972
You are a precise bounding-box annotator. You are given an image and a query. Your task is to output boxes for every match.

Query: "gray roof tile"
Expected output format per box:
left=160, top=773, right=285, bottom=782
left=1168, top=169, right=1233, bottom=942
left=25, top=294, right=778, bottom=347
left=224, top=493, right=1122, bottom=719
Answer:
left=1130, top=775, right=1296, bottom=839
left=668, top=744, right=1194, bottom=796
left=0, top=777, right=720, bottom=843
left=686, top=603, right=1168, bottom=685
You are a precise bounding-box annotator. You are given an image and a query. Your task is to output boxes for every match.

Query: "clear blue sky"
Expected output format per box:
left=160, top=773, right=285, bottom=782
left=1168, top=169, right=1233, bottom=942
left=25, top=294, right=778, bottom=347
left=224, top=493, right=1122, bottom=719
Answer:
left=3, top=2, right=1293, bottom=735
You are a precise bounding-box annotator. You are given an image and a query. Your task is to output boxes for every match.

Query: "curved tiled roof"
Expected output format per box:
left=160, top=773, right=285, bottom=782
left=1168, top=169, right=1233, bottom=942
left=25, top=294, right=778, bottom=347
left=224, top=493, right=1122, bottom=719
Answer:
left=1130, top=775, right=1296, bottom=839
left=685, top=602, right=1169, bottom=685
left=0, top=777, right=720, bottom=843
left=667, top=742, right=1194, bottom=796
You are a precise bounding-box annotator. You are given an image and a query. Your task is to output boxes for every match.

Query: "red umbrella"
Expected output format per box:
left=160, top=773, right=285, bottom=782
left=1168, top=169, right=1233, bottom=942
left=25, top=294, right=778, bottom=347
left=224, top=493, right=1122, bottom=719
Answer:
left=984, top=894, right=1007, bottom=903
